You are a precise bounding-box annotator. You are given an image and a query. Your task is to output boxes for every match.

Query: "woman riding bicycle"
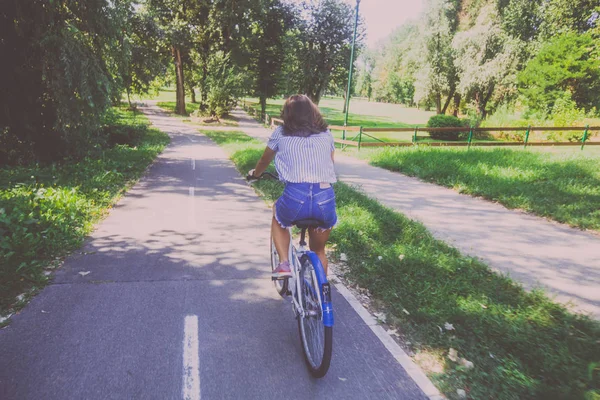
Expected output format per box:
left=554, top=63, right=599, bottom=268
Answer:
left=248, top=94, right=337, bottom=278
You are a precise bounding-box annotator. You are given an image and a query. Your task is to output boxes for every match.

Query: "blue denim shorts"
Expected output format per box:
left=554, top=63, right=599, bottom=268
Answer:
left=274, top=183, right=337, bottom=230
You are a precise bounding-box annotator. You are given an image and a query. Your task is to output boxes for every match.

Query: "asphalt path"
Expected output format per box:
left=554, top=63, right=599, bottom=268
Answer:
left=0, top=105, right=428, bottom=400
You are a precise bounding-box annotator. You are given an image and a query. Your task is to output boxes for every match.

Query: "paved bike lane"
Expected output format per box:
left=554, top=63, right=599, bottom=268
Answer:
left=0, top=106, right=432, bottom=400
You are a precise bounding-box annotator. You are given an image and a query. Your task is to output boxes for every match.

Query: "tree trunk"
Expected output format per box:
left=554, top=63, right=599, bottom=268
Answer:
left=259, top=96, right=267, bottom=119
left=126, top=88, right=132, bottom=109
left=200, top=61, right=208, bottom=110
left=435, top=93, right=442, bottom=114
left=308, top=91, right=321, bottom=105
left=172, top=46, right=186, bottom=115
left=453, top=93, right=461, bottom=117
left=441, top=88, right=455, bottom=115
left=190, top=87, right=196, bottom=104
left=342, top=93, right=347, bottom=113
left=478, top=84, right=495, bottom=120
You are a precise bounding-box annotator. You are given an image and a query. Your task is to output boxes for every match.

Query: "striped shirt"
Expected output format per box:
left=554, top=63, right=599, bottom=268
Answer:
left=267, top=126, right=337, bottom=184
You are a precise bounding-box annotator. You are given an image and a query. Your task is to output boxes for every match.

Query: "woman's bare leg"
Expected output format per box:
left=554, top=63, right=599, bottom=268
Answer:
left=272, top=206, right=290, bottom=263
left=308, top=228, right=331, bottom=275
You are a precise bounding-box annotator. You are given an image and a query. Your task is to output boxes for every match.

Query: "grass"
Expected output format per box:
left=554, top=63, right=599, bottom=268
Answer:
left=156, top=101, right=199, bottom=116
left=244, top=98, right=503, bottom=144
left=0, top=107, right=170, bottom=317
left=157, top=101, right=239, bottom=126
left=203, top=129, right=600, bottom=400
left=152, top=89, right=239, bottom=126
left=244, top=96, right=433, bottom=128
left=362, top=146, right=600, bottom=231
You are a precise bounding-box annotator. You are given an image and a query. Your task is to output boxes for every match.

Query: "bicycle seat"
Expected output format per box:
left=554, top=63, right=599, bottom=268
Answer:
left=293, top=219, right=324, bottom=229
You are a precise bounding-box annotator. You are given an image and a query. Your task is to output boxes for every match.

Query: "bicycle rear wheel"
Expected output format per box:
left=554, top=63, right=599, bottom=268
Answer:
left=271, top=237, right=288, bottom=297
left=297, top=255, right=332, bottom=378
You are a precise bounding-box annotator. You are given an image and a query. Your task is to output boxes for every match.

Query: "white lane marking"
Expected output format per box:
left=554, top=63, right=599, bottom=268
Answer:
left=183, top=315, right=200, bottom=400
left=331, top=276, right=444, bottom=400
left=189, top=187, right=195, bottom=197
left=191, top=159, right=196, bottom=170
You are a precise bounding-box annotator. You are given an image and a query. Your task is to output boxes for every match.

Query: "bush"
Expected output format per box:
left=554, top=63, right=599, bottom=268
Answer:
left=548, top=92, right=588, bottom=142
left=205, top=51, right=242, bottom=118
left=0, top=108, right=169, bottom=313
left=427, top=114, right=470, bottom=141
left=101, top=107, right=148, bottom=147
left=103, top=124, right=147, bottom=147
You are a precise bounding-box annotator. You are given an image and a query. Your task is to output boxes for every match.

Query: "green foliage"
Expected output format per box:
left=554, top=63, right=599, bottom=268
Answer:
left=453, top=4, right=520, bottom=119
left=500, top=0, right=544, bottom=42
left=356, top=66, right=374, bottom=101
left=118, top=9, right=167, bottom=105
left=370, top=23, right=421, bottom=106
left=518, top=32, right=600, bottom=115
left=0, top=108, right=169, bottom=311
left=548, top=92, right=590, bottom=141
left=376, top=72, right=415, bottom=105
left=208, top=130, right=600, bottom=400
left=363, top=0, right=599, bottom=121
left=427, top=115, right=470, bottom=141
left=282, top=0, right=364, bottom=104
left=101, top=108, right=148, bottom=147
left=0, top=0, right=139, bottom=165
left=245, top=97, right=429, bottom=129
left=414, top=0, right=459, bottom=114
left=246, top=0, right=293, bottom=116
left=538, top=0, right=600, bottom=39
left=156, top=101, right=197, bottom=116
left=205, top=52, right=243, bottom=118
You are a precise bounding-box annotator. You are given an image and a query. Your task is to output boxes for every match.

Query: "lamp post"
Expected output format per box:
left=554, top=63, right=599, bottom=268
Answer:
left=343, top=0, right=361, bottom=140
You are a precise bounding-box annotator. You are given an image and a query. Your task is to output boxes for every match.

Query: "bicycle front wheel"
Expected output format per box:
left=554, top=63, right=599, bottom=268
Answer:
left=297, top=255, right=332, bottom=378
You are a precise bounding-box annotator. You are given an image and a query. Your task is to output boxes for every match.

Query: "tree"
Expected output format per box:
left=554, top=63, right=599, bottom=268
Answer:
left=538, top=0, right=600, bottom=39
left=247, top=0, right=294, bottom=117
left=191, top=0, right=261, bottom=114
left=289, top=0, right=364, bottom=104
left=369, top=22, right=420, bottom=105
left=0, top=0, right=134, bottom=164
left=414, top=0, right=459, bottom=114
left=356, top=55, right=374, bottom=101
left=148, top=0, right=203, bottom=115
left=499, top=0, right=544, bottom=43
left=204, top=51, right=243, bottom=118
left=452, top=4, right=519, bottom=119
left=518, top=32, right=600, bottom=115
left=118, top=8, right=166, bottom=108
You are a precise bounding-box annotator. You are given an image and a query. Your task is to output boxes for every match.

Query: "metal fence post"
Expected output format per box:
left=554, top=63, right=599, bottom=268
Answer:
left=467, top=127, right=474, bottom=149
left=358, top=127, right=363, bottom=151
left=581, top=125, right=589, bottom=150
left=524, top=125, right=531, bottom=148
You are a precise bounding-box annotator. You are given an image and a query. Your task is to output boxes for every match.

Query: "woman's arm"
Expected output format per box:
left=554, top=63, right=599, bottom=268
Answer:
left=252, top=147, right=276, bottom=177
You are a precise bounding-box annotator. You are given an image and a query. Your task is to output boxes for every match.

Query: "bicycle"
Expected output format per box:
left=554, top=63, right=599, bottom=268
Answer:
left=248, top=171, right=334, bottom=378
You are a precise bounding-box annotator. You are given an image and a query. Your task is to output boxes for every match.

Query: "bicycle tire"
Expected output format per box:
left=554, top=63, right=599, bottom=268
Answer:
left=297, top=255, right=332, bottom=378
left=270, top=237, right=288, bottom=297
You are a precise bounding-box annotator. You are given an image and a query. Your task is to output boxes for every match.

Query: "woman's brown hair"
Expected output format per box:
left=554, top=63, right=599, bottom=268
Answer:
left=280, top=95, right=328, bottom=137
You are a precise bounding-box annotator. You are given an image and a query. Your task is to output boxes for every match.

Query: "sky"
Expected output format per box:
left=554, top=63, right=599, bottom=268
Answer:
left=340, top=0, right=425, bottom=47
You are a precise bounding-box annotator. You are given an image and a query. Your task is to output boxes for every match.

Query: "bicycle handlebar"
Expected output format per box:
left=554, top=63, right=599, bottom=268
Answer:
left=246, top=171, right=279, bottom=181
